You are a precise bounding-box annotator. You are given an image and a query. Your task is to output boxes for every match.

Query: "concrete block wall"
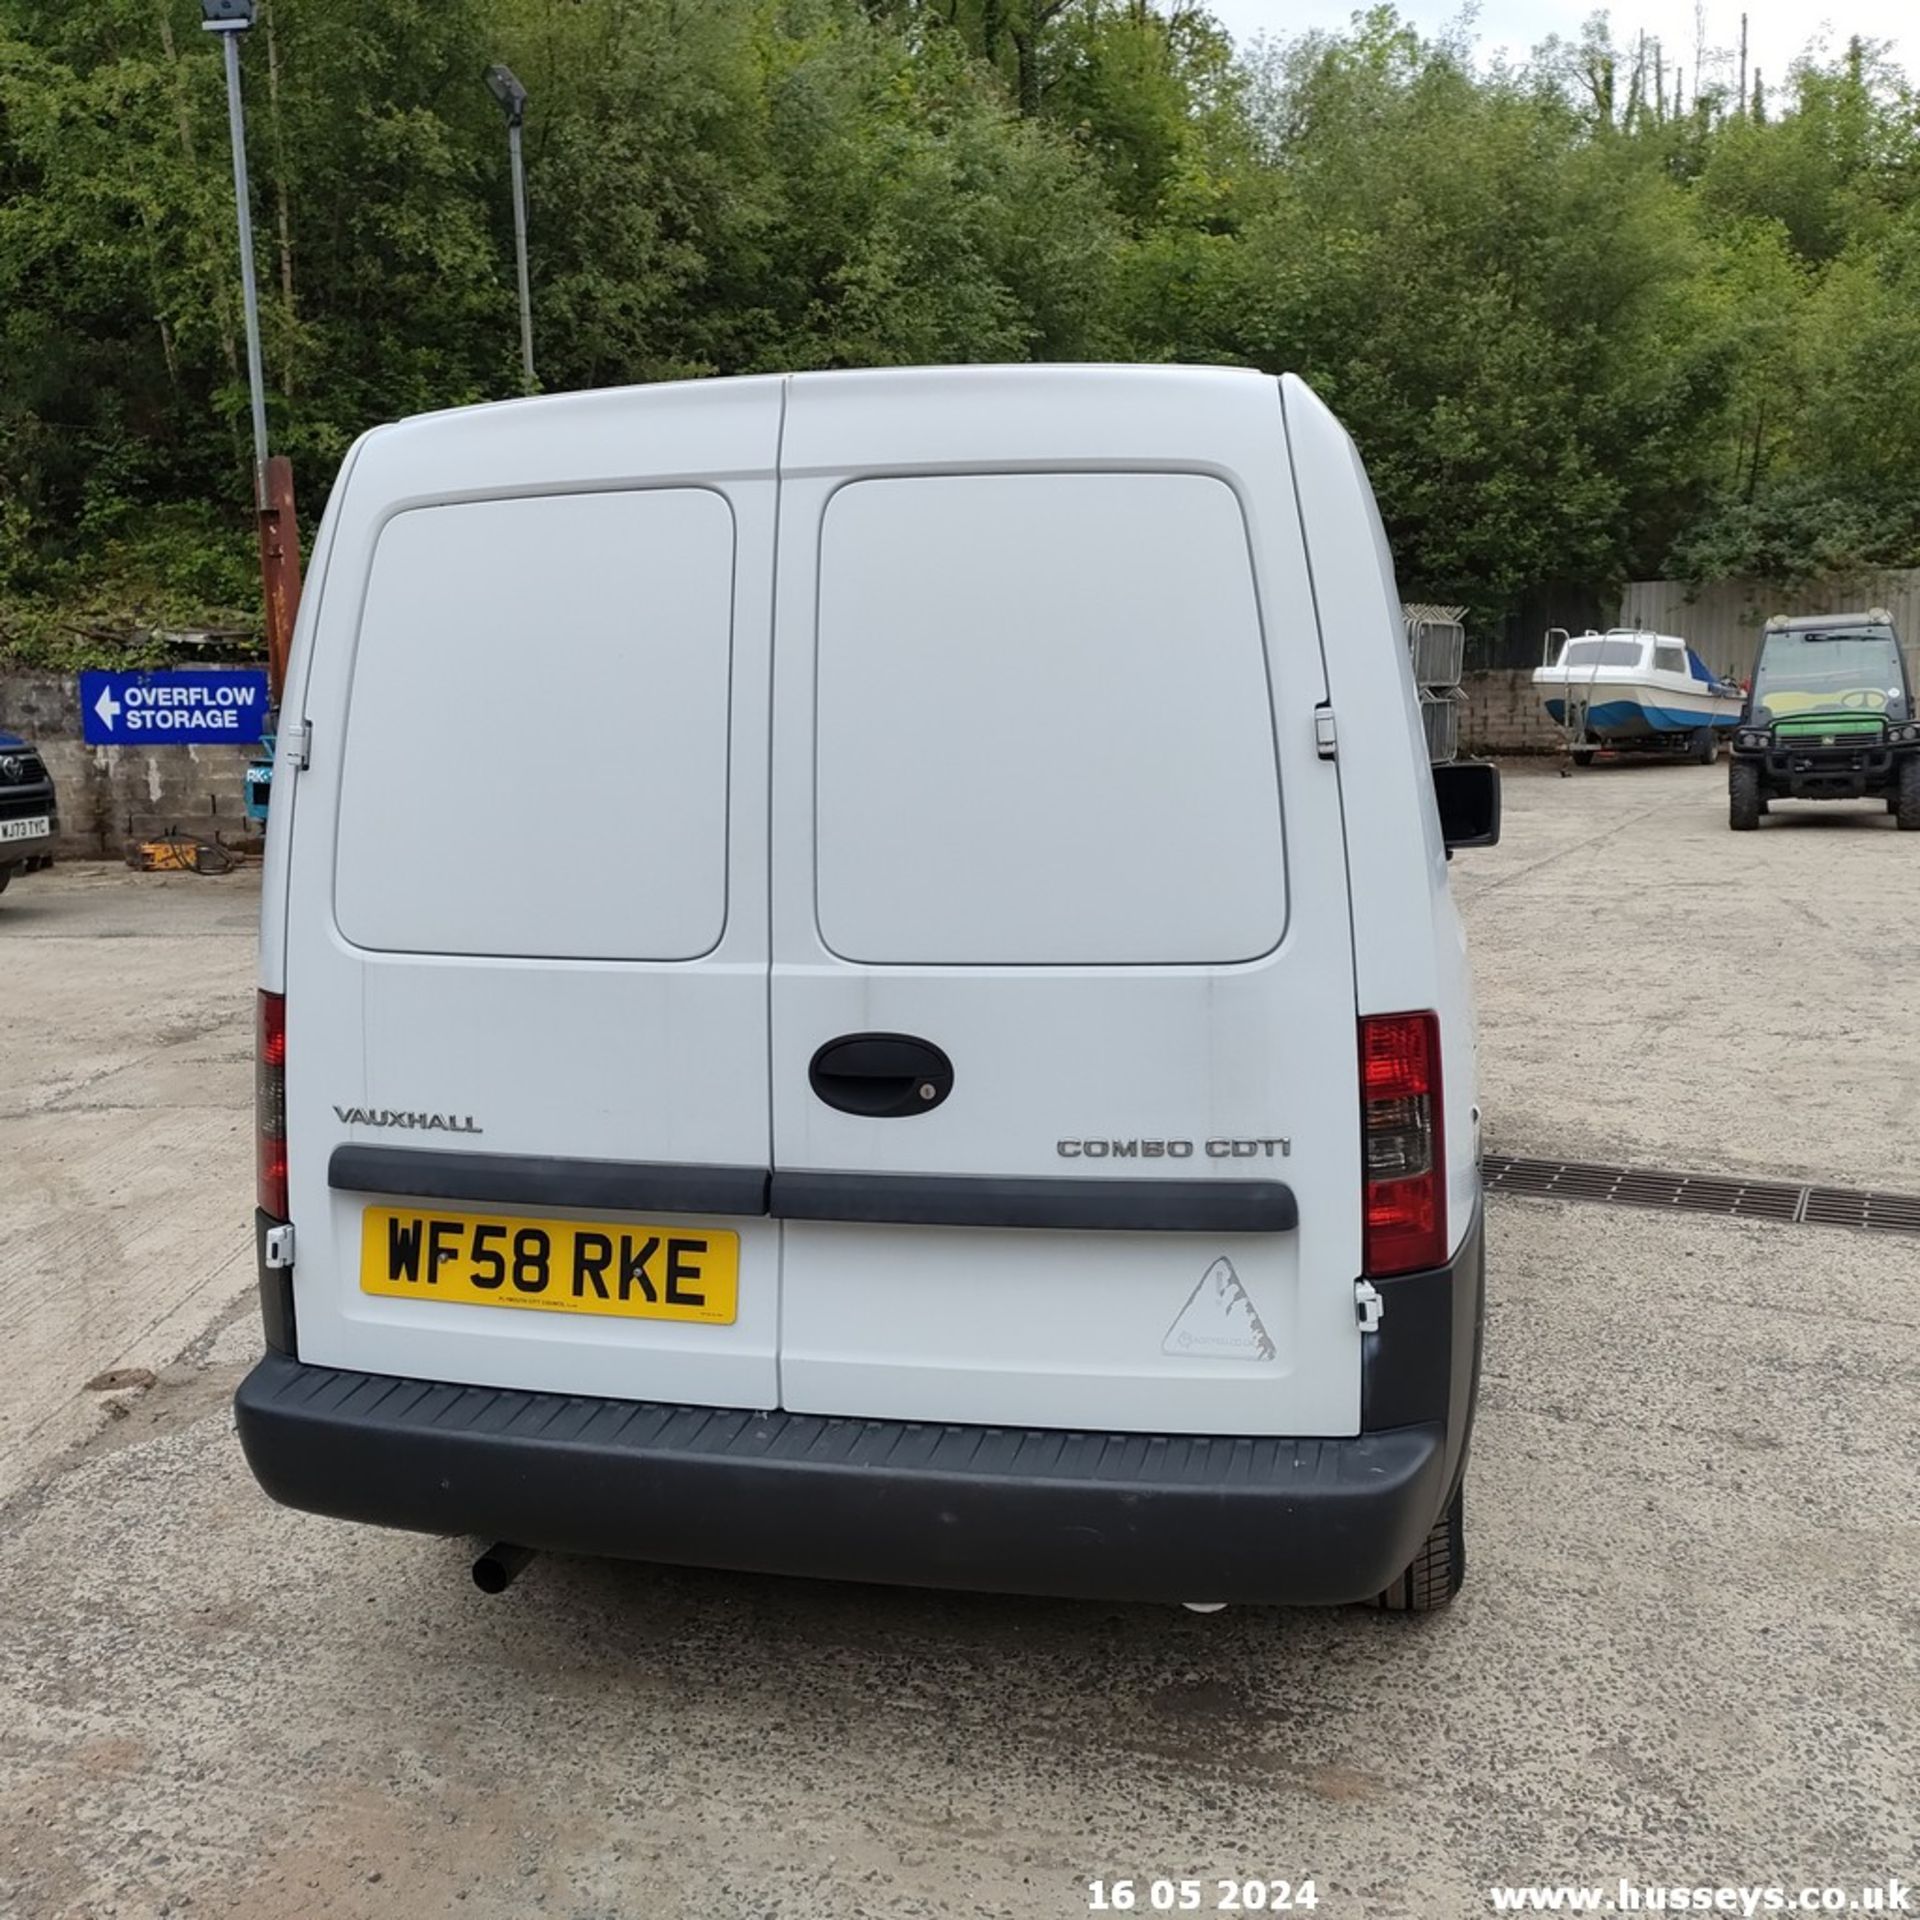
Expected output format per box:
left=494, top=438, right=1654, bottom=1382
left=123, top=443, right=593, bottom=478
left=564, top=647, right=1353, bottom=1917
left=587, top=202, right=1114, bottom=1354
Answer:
left=1455, top=670, right=1559, bottom=755
left=0, top=669, right=262, bottom=858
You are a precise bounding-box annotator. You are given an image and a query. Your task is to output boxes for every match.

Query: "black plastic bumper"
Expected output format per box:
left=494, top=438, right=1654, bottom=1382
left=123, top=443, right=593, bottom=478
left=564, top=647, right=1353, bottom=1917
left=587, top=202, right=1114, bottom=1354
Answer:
left=1749, top=745, right=1900, bottom=797
left=235, top=1210, right=1483, bottom=1606
left=235, top=1358, right=1446, bottom=1604
left=0, top=824, right=56, bottom=868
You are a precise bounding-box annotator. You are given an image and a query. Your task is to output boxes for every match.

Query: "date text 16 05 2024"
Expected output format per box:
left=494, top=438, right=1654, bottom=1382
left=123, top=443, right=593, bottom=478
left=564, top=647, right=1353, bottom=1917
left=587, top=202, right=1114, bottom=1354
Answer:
left=1088, top=1881, right=1321, bottom=1913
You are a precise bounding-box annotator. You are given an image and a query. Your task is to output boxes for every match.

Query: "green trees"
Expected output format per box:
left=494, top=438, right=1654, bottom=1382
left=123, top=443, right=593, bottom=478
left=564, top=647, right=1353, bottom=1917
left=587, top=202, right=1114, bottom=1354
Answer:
left=1673, top=46, right=1920, bottom=579
left=0, top=0, right=509, bottom=640
left=2, top=0, right=1917, bottom=661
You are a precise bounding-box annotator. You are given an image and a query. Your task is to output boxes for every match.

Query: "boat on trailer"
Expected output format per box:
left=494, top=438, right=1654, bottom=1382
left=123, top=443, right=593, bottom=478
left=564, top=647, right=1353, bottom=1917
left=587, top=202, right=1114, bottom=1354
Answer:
left=1533, top=628, right=1744, bottom=764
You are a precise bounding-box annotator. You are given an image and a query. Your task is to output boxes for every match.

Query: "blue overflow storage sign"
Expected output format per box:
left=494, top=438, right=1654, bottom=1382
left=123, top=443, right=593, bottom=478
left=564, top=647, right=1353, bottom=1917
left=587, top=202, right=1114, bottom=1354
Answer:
left=80, top=668, right=270, bottom=746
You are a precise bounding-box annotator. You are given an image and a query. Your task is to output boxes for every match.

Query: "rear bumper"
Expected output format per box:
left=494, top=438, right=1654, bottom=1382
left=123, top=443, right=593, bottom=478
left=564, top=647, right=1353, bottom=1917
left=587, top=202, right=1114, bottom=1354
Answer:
left=235, top=1356, right=1446, bottom=1604
left=235, top=1210, right=1483, bottom=1607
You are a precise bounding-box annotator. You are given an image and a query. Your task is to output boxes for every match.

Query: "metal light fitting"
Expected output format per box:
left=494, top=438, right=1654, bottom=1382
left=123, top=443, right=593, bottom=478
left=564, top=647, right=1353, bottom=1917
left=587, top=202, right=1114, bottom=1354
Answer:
left=485, top=64, right=529, bottom=125
left=199, top=0, right=255, bottom=31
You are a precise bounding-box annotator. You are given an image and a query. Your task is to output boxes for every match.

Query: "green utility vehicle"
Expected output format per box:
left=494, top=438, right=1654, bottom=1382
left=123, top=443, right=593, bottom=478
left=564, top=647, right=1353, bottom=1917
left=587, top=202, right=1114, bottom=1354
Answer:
left=1727, top=611, right=1920, bottom=831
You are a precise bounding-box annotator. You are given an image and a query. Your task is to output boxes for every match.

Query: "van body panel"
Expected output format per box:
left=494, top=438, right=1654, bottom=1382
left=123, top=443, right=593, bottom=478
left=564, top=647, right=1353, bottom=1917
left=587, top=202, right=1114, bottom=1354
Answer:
left=777, top=1222, right=1323, bottom=1431
left=1281, top=376, right=1482, bottom=1253
left=280, top=378, right=783, bottom=1406
left=770, top=369, right=1366, bottom=1437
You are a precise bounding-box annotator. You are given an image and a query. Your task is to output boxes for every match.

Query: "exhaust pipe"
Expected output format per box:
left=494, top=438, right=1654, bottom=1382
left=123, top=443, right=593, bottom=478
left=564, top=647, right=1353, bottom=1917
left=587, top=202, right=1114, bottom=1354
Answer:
left=472, top=1542, right=535, bottom=1594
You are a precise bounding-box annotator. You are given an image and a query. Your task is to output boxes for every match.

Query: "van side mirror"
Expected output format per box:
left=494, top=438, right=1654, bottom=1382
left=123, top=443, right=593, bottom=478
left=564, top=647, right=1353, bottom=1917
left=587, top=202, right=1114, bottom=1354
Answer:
left=1433, top=760, right=1500, bottom=849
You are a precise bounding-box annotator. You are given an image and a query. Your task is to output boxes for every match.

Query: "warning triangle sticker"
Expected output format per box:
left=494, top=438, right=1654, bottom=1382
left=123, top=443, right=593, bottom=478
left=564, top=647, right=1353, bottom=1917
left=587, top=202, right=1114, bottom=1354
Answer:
left=1161, top=1257, right=1277, bottom=1362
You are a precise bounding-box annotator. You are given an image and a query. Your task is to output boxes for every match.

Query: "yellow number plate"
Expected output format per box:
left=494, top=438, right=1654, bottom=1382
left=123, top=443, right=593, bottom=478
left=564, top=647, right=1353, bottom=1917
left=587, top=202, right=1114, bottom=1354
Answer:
left=359, top=1207, right=739, bottom=1325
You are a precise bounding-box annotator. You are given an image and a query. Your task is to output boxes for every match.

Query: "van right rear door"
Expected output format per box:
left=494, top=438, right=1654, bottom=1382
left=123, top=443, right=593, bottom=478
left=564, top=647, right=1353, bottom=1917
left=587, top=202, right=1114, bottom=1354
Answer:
left=767, top=368, right=1366, bottom=1439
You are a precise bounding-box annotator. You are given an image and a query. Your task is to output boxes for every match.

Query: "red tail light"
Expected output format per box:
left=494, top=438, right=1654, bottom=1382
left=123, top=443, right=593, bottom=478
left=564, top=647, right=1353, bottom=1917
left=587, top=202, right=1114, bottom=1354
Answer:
left=1360, top=1011, right=1445, bottom=1276
left=257, top=990, right=288, bottom=1218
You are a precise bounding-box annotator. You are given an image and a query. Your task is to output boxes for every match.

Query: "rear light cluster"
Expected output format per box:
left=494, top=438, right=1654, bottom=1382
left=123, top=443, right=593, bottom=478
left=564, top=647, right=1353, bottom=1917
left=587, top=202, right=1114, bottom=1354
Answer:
left=257, top=990, right=288, bottom=1218
left=1360, top=1011, right=1445, bottom=1277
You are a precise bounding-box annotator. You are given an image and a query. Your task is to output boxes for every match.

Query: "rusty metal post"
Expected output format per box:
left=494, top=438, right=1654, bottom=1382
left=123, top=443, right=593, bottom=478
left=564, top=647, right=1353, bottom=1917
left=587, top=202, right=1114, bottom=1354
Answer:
left=256, top=453, right=303, bottom=704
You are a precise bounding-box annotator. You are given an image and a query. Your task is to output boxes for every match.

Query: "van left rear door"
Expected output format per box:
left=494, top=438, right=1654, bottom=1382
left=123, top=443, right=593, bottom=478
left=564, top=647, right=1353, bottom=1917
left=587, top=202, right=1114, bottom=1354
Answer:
left=278, top=380, right=782, bottom=1408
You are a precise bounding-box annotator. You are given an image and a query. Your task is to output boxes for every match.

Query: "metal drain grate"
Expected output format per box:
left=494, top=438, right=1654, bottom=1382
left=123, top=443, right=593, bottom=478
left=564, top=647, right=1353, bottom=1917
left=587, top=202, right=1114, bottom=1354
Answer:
left=1481, top=1154, right=1920, bottom=1237
left=1801, top=1186, right=1920, bottom=1235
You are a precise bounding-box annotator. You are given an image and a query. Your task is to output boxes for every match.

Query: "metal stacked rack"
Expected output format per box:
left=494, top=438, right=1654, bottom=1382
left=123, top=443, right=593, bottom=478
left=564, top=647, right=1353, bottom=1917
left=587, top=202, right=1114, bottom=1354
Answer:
left=1403, top=604, right=1468, bottom=762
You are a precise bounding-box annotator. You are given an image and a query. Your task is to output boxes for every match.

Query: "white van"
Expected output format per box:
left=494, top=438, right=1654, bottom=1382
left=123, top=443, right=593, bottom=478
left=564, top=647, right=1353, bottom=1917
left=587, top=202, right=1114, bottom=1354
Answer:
left=236, top=366, right=1500, bottom=1611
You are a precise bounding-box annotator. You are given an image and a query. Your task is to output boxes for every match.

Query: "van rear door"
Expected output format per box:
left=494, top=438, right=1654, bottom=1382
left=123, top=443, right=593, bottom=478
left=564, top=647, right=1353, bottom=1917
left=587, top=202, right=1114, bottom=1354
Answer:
left=768, top=369, right=1365, bottom=1437
left=279, top=380, right=782, bottom=1407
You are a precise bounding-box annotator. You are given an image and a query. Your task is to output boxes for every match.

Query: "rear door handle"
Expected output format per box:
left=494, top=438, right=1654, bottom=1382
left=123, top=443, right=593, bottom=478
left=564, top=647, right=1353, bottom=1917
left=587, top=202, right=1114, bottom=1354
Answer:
left=808, top=1033, right=954, bottom=1117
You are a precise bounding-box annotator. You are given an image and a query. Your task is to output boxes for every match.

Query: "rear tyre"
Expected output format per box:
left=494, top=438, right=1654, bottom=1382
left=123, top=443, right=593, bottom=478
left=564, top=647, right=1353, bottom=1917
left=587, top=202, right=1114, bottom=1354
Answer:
left=1570, top=749, right=1595, bottom=768
left=1897, top=756, right=1920, bottom=831
left=1693, top=726, right=1717, bottom=764
left=1374, top=1483, right=1465, bottom=1613
left=0, top=866, right=10, bottom=895
left=1729, top=761, right=1762, bottom=831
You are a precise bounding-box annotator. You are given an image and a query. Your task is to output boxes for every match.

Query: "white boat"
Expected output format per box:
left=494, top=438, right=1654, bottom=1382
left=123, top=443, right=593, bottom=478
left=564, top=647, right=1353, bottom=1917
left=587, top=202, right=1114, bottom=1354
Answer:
left=1533, top=628, right=1744, bottom=761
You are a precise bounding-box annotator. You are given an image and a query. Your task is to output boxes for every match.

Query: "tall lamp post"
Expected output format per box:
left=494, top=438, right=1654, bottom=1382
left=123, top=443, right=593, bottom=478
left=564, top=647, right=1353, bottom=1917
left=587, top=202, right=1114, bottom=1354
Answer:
left=485, top=64, right=536, bottom=391
left=202, top=0, right=268, bottom=493
left=200, top=0, right=302, bottom=708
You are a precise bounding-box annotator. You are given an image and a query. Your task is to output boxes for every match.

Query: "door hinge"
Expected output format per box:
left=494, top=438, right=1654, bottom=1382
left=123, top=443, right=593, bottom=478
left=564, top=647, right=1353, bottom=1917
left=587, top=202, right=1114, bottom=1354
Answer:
left=1314, top=705, right=1338, bottom=761
left=1354, top=1278, right=1384, bottom=1333
left=281, top=721, right=312, bottom=770
left=264, top=1223, right=296, bottom=1269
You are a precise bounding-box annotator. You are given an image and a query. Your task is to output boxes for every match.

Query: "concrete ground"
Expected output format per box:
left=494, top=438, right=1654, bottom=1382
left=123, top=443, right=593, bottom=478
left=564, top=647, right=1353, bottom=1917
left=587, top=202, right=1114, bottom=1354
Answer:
left=1454, top=757, right=1920, bottom=1193
left=0, top=866, right=257, bottom=1497
left=1, top=768, right=1916, bottom=1920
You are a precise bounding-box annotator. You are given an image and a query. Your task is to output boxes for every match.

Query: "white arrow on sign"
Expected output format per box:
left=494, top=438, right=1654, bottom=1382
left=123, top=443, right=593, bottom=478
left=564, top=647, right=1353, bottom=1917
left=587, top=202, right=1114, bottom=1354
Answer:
left=94, top=686, right=122, bottom=731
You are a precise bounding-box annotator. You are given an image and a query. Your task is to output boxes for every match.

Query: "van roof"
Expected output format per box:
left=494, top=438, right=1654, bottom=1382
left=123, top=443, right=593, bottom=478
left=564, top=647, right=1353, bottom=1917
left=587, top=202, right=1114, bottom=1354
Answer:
left=338, top=364, right=1319, bottom=515
left=359, top=362, right=1282, bottom=438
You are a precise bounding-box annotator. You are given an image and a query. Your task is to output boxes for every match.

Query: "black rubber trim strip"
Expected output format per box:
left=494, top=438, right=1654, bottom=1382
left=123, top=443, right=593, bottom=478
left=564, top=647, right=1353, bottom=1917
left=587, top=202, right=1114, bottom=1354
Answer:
left=328, top=1147, right=1296, bottom=1233
left=328, top=1145, right=770, bottom=1219
left=768, top=1170, right=1297, bottom=1233
left=235, top=1353, right=1446, bottom=1604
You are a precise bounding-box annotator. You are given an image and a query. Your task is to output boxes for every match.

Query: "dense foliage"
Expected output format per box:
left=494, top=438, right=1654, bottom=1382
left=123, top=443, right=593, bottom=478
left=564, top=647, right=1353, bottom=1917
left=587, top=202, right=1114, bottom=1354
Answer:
left=2, top=0, right=1917, bottom=660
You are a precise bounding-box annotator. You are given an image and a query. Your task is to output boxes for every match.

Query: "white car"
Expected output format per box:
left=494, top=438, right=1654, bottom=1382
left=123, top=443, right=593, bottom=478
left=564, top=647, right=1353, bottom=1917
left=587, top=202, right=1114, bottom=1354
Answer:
left=236, top=365, right=1500, bottom=1611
